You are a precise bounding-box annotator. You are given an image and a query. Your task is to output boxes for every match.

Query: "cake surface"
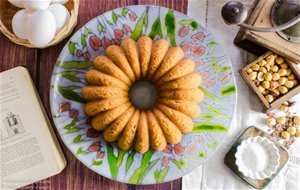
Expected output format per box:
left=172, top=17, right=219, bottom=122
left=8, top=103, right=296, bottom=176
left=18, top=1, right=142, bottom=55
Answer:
left=83, top=36, right=203, bottom=153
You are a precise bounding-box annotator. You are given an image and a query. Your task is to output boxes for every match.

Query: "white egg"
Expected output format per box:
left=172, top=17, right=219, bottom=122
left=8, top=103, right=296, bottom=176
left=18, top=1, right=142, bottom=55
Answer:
left=51, top=0, right=69, bottom=4
left=12, top=10, right=30, bottom=39
left=8, top=0, right=24, bottom=8
left=23, top=0, right=51, bottom=13
left=26, top=9, right=56, bottom=47
left=48, top=4, right=70, bottom=34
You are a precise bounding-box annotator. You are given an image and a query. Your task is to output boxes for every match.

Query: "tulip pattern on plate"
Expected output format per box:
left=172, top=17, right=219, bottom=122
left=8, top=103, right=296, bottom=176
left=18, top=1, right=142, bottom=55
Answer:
left=50, top=5, right=237, bottom=184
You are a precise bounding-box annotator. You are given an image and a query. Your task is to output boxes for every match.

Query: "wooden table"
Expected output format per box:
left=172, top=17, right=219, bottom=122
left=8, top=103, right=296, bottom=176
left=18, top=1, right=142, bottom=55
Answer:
left=0, top=0, right=187, bottom=189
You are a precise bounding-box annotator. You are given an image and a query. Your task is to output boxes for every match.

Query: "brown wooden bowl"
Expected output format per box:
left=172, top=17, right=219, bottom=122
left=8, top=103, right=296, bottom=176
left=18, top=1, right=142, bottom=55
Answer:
left=0, top=0, right=79, bottom=48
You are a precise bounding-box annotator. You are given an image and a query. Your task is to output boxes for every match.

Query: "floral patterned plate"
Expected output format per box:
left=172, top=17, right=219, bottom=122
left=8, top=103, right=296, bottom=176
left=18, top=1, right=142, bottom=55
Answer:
left=50, top=5, right=237, bottom=184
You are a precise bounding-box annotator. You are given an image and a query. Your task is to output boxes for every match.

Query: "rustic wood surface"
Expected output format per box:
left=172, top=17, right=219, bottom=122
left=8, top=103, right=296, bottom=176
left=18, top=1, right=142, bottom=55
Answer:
left=0, top=0, right=187, bottom=189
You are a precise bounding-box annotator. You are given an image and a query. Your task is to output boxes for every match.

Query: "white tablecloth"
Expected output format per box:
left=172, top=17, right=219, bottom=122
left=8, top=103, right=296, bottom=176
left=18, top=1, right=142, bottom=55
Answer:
left=183, top=0, right=300, bottom=189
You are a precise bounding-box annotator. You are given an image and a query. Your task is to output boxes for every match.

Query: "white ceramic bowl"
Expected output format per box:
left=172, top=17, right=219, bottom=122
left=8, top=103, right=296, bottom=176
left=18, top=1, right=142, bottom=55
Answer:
left=235, top=136, right=280, bottom=180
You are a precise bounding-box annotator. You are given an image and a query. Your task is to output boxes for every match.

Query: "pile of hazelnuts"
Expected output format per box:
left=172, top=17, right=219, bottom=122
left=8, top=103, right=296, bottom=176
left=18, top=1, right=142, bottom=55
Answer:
left=266, top=102, right=300, bottom=149
left=247, top=54, right=299, bottom=103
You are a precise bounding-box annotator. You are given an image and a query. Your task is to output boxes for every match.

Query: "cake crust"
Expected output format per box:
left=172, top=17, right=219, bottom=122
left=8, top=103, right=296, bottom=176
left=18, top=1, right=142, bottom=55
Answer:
left=138, top=35, right=152, bottom=79
left=103, top=106, right=135, bottom=142
left=121, top=38, right=141, bottom=80
left=91, top=102, right=131, bottom=131
left=158, top=98, right=201, bottom=118
left=106, top=45, right=136, bottom=82
left=118, top=109, right=140, bottom=151
left=85, top=70, right=129, bottom=90
left=84, top=97, right=129, bottom=116
left=135, top=111, right=150, bottom=154
left=147, top=39, right=169, bottom=80
left=82, top=86, right=128, bottom=100
left=157, top=58, right=195, bottom=86
left=93, top=56, right=131, bottom=85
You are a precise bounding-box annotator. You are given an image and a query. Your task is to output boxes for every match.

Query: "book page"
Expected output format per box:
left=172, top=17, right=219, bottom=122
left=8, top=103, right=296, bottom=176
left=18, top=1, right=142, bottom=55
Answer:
left=0, top=67, right=66, bottom=190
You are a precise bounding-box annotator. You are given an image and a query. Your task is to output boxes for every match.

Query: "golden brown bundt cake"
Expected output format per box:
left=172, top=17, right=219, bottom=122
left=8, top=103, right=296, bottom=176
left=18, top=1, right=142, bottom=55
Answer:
left=83, top=37, right=204, bottom=154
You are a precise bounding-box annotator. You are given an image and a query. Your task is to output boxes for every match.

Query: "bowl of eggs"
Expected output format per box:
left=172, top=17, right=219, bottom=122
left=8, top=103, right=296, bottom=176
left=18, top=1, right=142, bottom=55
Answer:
left=0, top=0, right=79, bottom=48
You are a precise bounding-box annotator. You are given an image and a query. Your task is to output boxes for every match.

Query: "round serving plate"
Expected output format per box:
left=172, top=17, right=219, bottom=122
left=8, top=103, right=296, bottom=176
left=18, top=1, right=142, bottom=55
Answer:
left=50, top=5, right=237, bottom=184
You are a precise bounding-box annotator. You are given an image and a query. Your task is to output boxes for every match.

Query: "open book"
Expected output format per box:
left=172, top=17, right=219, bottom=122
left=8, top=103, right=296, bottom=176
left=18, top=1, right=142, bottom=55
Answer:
left=0, top=67, right=66, bottom=190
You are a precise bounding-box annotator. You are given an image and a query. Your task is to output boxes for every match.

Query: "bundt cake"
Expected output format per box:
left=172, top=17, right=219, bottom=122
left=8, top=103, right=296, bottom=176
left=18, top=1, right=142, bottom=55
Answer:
left=82, top=35, right=204, bottom=153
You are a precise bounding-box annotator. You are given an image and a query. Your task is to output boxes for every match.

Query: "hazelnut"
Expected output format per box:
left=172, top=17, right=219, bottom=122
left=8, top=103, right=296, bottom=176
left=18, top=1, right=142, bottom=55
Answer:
left=279, top=104, right=289, bottom=112
left=288, top=74, right=295, bottom=80
left=270, top=81, right=279, bottom=89
left=285, top=80, right=294, bottom=88
left=278, top=77, right=287, bottom=85
left=262, top=81, right=270, bottom=89
left=293, top=79, right=299, bottom=86
left=286, top=69, right=292, bottom=76
left=280, top=62, right=288, bottom=69
left=294, top=116, right=300, bottom=125
left=296, top=130, right=300, bottom=137
left=277, top=116, right=286, bottom=125
left=278, top=69, right=287, bottom=76
left=266, top=54, right=276, bottom=65
left=275, top=57, right=284, bottom=64
left=264, top=73, right=272, bottom=81
left=270, top=65, right=279, bottom=72
left=287, top=127, right=296, bottom=135
left=259, top=67, right=268, bottom=73
left=278, top=86, right=288, bottom=94
left=246, top=68, right=253, bottom=74
left=281, top=131, right=290, bottom=139
left=249, top=72, right=257, bottom=80
left=253, top=80, right=261, bottom=86
left=267, top=117, right=276, bottom=126
left=257, top=72, right=264, bottom=82
left=258, top=59, right=267, bottom=66
left=272, top=73, right=280, bottom=81
left=265, top=65, right=271, bottom=71
left=282, top=101, right=289, bottom=106
left=265, top=95, right=274, bottom=103
left=252, top=64, right=260, bottom=71
left=262, top=89, right=269, bottom=96
left=258, top=85, right=265, bottom=93
left=271, top=89, right=280, bottom=97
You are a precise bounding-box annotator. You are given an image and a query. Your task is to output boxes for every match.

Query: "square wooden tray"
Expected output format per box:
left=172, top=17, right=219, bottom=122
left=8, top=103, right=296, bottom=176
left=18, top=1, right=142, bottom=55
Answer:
left=224, top=126, right=289, bottom=189
left=240, top=51, right=300, bottom=112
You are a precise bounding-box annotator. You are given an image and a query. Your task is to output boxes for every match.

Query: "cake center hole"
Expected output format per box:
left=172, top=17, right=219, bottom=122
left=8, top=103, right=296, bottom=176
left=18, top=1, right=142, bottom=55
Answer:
left=129, top=80, right=159, bottom=109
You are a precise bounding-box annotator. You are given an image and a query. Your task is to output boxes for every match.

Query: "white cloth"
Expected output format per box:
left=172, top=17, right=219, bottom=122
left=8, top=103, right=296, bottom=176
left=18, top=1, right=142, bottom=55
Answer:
left=183, top=0, right=300, bottom=189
